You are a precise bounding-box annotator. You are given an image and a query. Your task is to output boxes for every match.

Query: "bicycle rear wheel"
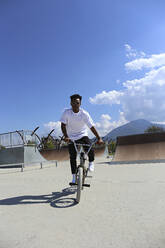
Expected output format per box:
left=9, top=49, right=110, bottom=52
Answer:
left=76, top=167, right=83, bottom=203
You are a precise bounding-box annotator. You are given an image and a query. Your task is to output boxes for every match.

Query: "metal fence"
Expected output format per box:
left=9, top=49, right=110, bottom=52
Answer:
left=0, top=130, right=40, bottom=148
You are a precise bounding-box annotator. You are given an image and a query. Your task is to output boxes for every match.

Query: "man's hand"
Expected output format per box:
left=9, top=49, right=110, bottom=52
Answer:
left=64, top=136, right=70, bottom=143
left=96, top=137, right=104, bottom=145
left=90, top=126, right=104, bottom=145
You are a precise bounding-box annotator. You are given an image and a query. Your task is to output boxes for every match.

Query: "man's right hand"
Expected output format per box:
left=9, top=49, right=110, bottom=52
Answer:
left=64, top=136, right=70, bottom=143
left=96, top=137, right=104, bottom=145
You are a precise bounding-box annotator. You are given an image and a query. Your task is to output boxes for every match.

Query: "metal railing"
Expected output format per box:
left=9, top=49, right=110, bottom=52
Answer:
left=0, top=130, right=40, bottom=148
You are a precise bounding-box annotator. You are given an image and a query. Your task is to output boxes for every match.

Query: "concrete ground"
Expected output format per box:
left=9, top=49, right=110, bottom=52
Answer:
left=0, top=156, right=165, bottom=248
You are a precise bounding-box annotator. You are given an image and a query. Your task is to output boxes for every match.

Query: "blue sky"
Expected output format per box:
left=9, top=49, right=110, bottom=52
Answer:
left=1, top=0, right=165, bottom=137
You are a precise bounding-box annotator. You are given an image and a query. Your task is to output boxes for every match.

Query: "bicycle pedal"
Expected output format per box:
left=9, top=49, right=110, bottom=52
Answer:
left=69, top=182, right=77, bottom=186
left=82, top=183, right=90, bottom=187
left=86, top=175, right=92, bottom=178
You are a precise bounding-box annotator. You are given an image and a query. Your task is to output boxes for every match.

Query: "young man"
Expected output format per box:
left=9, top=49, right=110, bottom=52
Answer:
left=60, top=94, right=103, bottom=183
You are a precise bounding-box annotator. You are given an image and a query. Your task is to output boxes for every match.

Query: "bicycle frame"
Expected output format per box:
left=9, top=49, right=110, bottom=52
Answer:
left=69, top=140, right=96, bottom=203
left=73, top=140, right=96, bottom=172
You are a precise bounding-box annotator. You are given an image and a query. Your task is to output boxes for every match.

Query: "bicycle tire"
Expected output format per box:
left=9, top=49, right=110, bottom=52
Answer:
left=76, top=167, right=83, bottom=203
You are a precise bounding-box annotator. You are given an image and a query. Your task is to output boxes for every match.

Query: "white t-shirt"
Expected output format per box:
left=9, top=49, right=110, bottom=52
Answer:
left=60, top=108, right=94, bottom=140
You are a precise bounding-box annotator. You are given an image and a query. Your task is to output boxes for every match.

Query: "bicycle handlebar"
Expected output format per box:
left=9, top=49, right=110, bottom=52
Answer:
left=69, top=140, right=96, bottom=156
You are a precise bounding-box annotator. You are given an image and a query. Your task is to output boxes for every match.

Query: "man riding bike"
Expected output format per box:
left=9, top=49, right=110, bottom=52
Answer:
left=60, top=94, right=103, bottom=183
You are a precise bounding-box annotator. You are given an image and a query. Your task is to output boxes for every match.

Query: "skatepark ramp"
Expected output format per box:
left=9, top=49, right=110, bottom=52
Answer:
left=0, top=130, right=57, bottom=171
left=40, top=143, right=105, bottom=161
left=111, top=132, right=165, bottom=164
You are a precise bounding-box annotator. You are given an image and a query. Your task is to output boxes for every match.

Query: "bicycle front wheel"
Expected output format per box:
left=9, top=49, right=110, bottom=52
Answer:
left=76, top=167, right=83, bottom=203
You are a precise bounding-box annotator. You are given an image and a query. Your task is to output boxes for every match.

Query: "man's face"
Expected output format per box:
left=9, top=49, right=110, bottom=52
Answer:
left=71, top=98, right=81, bottom=112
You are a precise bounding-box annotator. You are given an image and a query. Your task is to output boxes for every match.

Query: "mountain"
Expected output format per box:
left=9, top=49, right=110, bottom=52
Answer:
left=103, top=119, right=153, bottom=141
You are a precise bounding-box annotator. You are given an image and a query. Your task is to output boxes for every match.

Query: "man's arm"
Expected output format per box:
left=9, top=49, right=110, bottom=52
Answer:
left=61, top=123, right=69, bottom=142
left=90, top=126, right=103, bottom=144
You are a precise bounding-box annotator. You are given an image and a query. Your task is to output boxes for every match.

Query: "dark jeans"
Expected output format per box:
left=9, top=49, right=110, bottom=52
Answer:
left=68, top=136, right=94, bottom=174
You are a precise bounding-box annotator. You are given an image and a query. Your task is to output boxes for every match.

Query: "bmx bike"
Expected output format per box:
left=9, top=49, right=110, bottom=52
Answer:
left=69, top=140, right=95, bottom=203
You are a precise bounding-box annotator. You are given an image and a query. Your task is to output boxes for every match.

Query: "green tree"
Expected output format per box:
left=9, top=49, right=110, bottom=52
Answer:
left=45, top=139, right=55, bottom=149
left=27, top=140, right=37, bottom=146
left=145, top=125, right=165, bottom=133
left=0, top=145, right=6, bottom=149
left=108, top=140, right=116, bottom=154
left=40, top=136, right=55, bottom=149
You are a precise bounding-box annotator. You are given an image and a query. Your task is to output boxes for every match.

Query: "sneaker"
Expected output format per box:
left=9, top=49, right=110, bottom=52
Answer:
left=88, top=162, right=94, bottom=172
left=72, top=174, right=76, bottom=183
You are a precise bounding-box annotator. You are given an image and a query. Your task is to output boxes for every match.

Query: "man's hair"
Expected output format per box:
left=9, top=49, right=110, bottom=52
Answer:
left=70, top=94, right=82, bottom=102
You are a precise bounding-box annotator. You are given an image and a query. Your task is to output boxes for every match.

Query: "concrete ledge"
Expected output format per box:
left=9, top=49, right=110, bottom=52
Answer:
left=110, top=159, right=165, bottom=165
left=117, top=132, right=165, bottom=145
left=0, top=160, right=58, bottom=173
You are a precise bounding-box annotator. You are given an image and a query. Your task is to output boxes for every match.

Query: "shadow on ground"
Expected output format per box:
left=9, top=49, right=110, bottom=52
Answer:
left=96, top=161, right=111, bottom=165
left=0, top=187, right=78, bottom=208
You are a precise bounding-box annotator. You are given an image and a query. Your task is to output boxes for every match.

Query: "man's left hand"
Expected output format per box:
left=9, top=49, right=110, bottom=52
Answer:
left=97, top=138, right=104, bottom=145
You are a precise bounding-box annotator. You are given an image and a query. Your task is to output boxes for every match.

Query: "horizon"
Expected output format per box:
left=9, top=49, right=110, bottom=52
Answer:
left=0, top=118, right=163, bottom=139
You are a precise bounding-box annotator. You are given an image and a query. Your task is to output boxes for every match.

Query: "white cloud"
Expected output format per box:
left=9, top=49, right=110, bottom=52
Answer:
left=43, top=121, right=62, bottom=137
left=125, top=53, right=165, bottom=71
left=125, top=44, right=146, bottom=59
left=123, top=66, right=165, bottom=89
left=152, top=121, right=165, bottom=125
left=90, top=47, right=165, bottom=123
left=89, top=90, right=124, bottom=105
left=94, top=112, right=127, bottom=137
